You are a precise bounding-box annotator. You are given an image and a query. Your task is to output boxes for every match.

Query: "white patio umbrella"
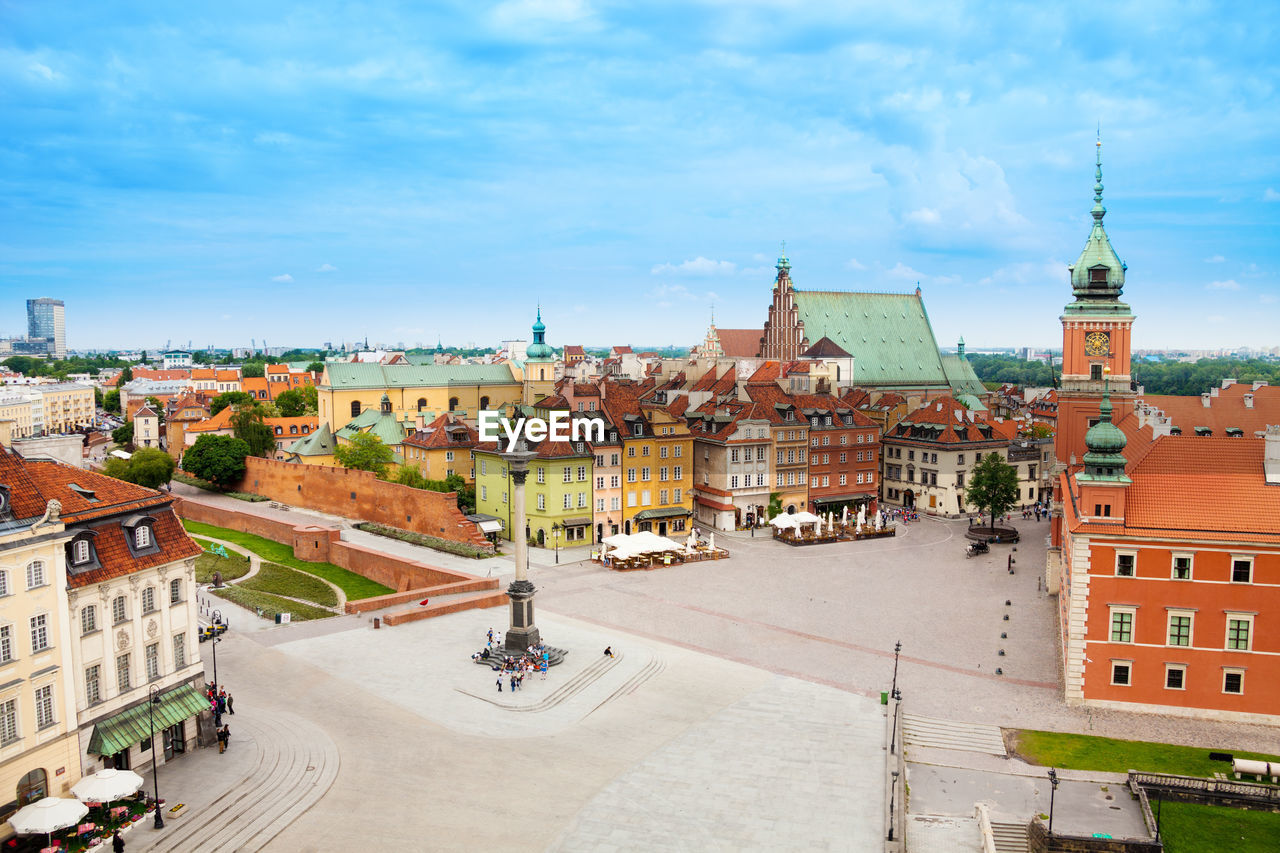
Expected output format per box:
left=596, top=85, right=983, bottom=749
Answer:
left=9, top=796, right=89, bottom=848
left=841, top=505, right=849, bottom=524
left=72, top=768, right=144, bottom=806
left=708, top=532, right=715, bottom=552
left=770, top=514, right=794, bottom=528
left=686, top=529, right=697, bottom=548
left=792, top=511, right=823, bottom=525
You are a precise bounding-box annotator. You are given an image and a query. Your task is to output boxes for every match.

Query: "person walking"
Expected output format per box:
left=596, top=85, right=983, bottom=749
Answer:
left=112, top=830, right=125, bottom=853
left=217, top=726, right=227, bottom=754
left=496, top=673, right=503, bottom=693
left=227, top=693, right=235, bottom=715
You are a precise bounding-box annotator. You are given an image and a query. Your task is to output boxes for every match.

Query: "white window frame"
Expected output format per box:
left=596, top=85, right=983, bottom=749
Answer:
left=1114, top=550, right=1137, bottom=578
left=0, top=697, right=18, bottom=744
left=1109, top=606, right=1136, bottom=644
left=81, top=605, right=97, bottom=635
left=1171, top=553, right=1193, bottom=581
left=1225, top=614, right=1254, bottom=652
left=1166, top=610, right=1194, bottom=648
left=0, top=624, right=13, bottom=663
left=74, top=539, right=90, bottom=564
left=1110, top=659, right=1132, bottom=687
left=141, top=587, right=156, bottom=614
left=0, top=570, right=7, bottom=597
left=1164, top=663, right=1186, bottom=691
left=112, top=596, right=127, bottom=624
left=34, top=684, right=55, bottom=730
left=1230, top=555, right=1253, bottom=584
left=29, top=613, right=49, bottom=653
left=170, top=578, right=183, bottom=604
left=173, top=633, right=186, bottom=669
left=134, top=525, right=151, bottom=549
left=145, top=643, right=160, bottom=681
left=25, top=560, right=46, bottom=590
left=1222, top=667, right=1245, bottom=695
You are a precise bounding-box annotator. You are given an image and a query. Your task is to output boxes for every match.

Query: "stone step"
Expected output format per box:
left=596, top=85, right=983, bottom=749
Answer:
left=902, top=713, right=1007, bottom=755
left=989, top=821, right=1029, bottom=853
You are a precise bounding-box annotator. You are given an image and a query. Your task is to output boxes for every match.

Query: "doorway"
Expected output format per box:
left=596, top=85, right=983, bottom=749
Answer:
left=658, top=521, right=667, bottom=536
left=903, top=490, right=915, bottom=509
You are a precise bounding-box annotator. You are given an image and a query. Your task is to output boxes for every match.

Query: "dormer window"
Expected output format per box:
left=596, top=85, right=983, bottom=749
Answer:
left=123, top=515, right=159, bottom=555
left=135, top=525, right=151, bottom=549
left=632, top=423, right=643, bottom=436
left=74, top=540, right=90, bottom=564
left=1089, top=267, right=1108, bottom=286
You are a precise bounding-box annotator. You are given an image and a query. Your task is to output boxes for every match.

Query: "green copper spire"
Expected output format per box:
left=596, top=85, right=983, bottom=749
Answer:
left=1092, top=129, right=1105, bottom=222
left=777, top=240, right=790, bottom=272
left=527, top=306, right=553, bottom=359
left=1067, top=131, right=1127, bottom=307
left=1082, top=388, right=1129, bottom=478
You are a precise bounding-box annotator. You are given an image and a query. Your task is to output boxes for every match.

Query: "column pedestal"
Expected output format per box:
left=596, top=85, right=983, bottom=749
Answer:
left=504, top=579, right=540, bottom=651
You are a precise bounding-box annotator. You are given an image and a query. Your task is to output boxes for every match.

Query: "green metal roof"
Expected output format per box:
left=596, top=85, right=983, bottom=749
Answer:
left=634, top=507, right=692, bottom=521
left=335, top=410, right=405, bottom=447
left=286, top=422, right=335, bottom=456
left=88, top=684, right=209, bottom=756
left=323, top=362, right=517, bottom=390
left=793, top=291, right=949, bottom=387
left=941, top=354, right=988, bottom=398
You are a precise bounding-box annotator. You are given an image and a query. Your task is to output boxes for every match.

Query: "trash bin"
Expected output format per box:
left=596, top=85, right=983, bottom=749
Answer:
left=881, top=691, right=888, bottom=705
left=274, top=613, right=282, bottom=624
left=373, top=617, right=381, bottom=630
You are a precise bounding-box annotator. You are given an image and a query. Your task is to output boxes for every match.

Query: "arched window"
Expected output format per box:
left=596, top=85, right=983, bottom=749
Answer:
left=539, top=369, right=545, bottom=380
left=350, top=401, right=361, bottom=417
left=170, top=578, right=183, bottom=604
left=73, top=540, right=90, bottom=564
left=417, top=398, right=427, bottom=411
left=17, top=769, right=47, bottom=806
left=25, top=561, right=45, bottom=590
left=0, top=570, right=8, bottom=597
left=448, top=397, right=459, bottom=411
left=479, top=396, right=489, bottom=411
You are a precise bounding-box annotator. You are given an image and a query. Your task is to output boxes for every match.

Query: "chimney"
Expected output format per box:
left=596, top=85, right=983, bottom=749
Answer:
left=1253, top=380, right=1268, bottom=391
left=1201, top=393, right=1212, bottom=408
left=1266, top=426, right=1280, bottom=485
left=1245, top=394, right=1254, bottom=409
left=1222, top=378, right=1236, bottom=389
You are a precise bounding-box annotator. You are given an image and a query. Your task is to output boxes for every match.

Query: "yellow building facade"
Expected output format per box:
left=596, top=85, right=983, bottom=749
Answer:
left=317, top=363, right=522, bottom=433
left=617, top=404, right=694, bottom=536
left=0, top=395, right=35, bottom=440
left=37, top=384, right=96, bottom=435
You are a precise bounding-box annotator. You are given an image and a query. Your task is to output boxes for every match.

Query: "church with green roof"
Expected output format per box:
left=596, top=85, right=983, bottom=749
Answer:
left=735, top=251, right=985, bottom=396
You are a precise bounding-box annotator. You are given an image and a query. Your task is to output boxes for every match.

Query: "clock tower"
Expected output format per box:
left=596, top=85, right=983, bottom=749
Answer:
left=1055, top=137, right=1135, bottom=466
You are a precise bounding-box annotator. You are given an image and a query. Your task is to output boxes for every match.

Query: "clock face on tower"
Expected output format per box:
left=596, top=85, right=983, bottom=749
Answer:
left=1084, top=331, right=1110, bottom=357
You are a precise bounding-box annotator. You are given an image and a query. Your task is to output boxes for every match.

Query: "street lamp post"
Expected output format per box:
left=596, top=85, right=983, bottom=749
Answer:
left=210, top=610, right=222, bottom=691
left=148, top=685, right=164, bottom=829
left=889, top=688, right=903, bottom=754
left=891, top=640, right=902, bottom=696
left=1047, top=767, right=1059, bottom=836
left=887, top=769, right=899, bottom=841
left=552, top=522, right=560, bottom=565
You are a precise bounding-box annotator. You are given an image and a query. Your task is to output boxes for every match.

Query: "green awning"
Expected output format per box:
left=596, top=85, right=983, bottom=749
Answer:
left=88, top=685, right=208, bottom=756
left=633, top=507, right=691, bottom=521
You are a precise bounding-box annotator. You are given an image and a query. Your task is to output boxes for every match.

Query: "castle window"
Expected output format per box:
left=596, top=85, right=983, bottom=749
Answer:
left=1089, top=267, right=1108, bottom=285
left=1090, top=364, right=1103, bottom=381
left=351, top=401, right=361, bottom=417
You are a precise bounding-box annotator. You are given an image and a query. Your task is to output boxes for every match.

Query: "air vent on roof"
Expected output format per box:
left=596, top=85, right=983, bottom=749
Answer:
left=69, top=484, right=98, bottom=501
left=1194, top=427, right=1212, bottom=436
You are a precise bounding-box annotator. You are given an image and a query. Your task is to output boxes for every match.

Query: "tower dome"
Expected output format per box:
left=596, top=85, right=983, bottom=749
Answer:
left=526, top=307, right=553, bottom=360
left=1082, top=390, right=1128, bottom=476
left=1068, top=135, right=1126, bottom=302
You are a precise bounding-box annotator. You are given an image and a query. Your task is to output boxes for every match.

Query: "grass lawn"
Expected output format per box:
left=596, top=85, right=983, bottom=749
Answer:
left=1159, top=802, right=1280, bottom=852
left=1011, top=729, right=1280, bottom=779
left=210, top=586, right=335, bottom=622
left=192, top=537, right=251, bottom=583
left=181, top=519, right=392, bottom=600
left=239, top=562, right=339, bottom=607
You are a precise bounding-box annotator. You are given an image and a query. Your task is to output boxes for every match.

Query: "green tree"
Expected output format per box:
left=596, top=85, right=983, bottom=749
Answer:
left=333, top=432, right=394, bottom=478
left=118, top=365, right=133, bottom=385
left=306, top=361, right=325, bottom=374
left=275, top=387, right=307, bottom=418
left=301, top=384, right=318, bottom=413
left=210, top=391, right=252, bottom=416
left=140, top=350, right=148, bottom=363
left=1024, top=423, right=1053, bottom=439
left=2, top=356, right=42, bottom=376
left=183, top=434, right=250, bottom=488
left=102, top=448, right=175, bottom=489
left=965, top=453, right=1020, bottom=524
left=241, top=362, right=265, bottom=378
left=230, top=403, right=277, bottom=457
left=112, top=422, right=134, bottom=446
left=103, top=389, right=121, bottom=413
left=767, top=491, right=783, bottom=520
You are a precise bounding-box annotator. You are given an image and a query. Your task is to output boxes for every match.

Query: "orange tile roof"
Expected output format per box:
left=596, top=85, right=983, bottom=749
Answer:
left=1138, top=382, right=1280, bottom=437
left=67, top=510, right=202, bottom=588
left=715, top=328, right=763, bottom=358
left=185, top=407, right=235, bottom=433
left=404, top=414, right=479, bottom=450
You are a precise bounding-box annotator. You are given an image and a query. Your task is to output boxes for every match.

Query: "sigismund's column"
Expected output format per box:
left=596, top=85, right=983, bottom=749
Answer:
left=503, top=441, right=541, bottom=651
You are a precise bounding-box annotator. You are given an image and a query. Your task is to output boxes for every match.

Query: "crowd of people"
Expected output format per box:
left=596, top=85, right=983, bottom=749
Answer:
left=206, top=682, right=234, bottom=753
left=472, top=628, right=550, bottom=692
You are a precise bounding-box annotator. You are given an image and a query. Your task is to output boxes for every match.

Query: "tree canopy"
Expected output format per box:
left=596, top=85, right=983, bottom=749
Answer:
left=102, top=448, right=175, bottom=490
left=183, top=434, right=250, bottom=488
left=210, top=390, right=253, bottom=416
left=230, top=403, right=277, bottom=457
left=393, top=468, right=475, bottom=513
left=241, top=362, right=266, bottom=378
left=103, top=389, right=121, bottom=414
left=144, top=396, right=165, bottom=425
left=306, top=361, right=325, bottom=374
left=333, top=432, right=394, bottom=478
left=965, top=453, right=1020, bottom=522
left=111, top=422, right=134, bottom=446
left=274, top=387, right=308, bottom=418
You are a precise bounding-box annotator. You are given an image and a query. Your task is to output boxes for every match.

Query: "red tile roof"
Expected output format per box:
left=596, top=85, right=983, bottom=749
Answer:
left=404, top=414, right=479, bottom=450
left=67, top=509, right=201, bottom=588
left=715, top=328, right=763, bottom=358
left=1137, top=382, right=1280, bottom=438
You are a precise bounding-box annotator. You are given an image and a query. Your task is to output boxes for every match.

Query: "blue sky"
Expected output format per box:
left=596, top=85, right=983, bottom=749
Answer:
left=2, top=1, right=1278, bottom=352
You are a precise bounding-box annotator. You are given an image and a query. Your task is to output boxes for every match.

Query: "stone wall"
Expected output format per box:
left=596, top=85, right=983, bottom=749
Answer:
left=176, top=498, right=493, bottom=594
left=238, top=457, right=491, bottom=551
left=1027, top=819, right=1161, bottom=853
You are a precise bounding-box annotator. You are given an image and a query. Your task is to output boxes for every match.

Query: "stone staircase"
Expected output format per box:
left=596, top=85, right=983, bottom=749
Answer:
left=901, top=713, right=1007, bottom=755
left=989, top=820, right=1029, bottom=853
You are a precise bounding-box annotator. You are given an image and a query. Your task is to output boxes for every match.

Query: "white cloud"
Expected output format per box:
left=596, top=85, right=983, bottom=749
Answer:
left=1264, top=188, right=1280, bottom=202
left=27, top=62, right=56, bottom=81
left=272, top=273, right=294, bottom=283
left=1260, top=294, right=1278, bottom=304
left=490, top=0, right=597, bottom=35
left=254, top=131, right=295, bottom=146
left=1206, top=279, right=1240, bottom=290
left=1204, top=254, right=1225, bottom=263
left=845, top=258, right=867, bottom=270
left=905, top=207, right=941, bottom=225
left=316, top=263, right=337, bottom=272
left=651, top=257, right=737, bottom=276
left=885, top=262, right=962, bottom=288
left=977, top=260, right=1067, bottom=290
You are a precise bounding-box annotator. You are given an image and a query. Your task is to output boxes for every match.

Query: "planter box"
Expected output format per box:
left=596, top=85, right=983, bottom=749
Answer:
left=167, top=804, right=187, bottom=818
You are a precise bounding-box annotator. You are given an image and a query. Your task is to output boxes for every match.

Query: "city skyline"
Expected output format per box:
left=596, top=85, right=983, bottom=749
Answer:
left=3, top=2, right=1278, bottom=351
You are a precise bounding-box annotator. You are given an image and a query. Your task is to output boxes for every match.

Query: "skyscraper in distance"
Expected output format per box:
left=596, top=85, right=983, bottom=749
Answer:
left=27, top=297, right=65, bottom=358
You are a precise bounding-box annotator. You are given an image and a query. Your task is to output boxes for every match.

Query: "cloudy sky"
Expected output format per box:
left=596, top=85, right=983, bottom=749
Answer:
left=2, top=1, right=1278, bottom=352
